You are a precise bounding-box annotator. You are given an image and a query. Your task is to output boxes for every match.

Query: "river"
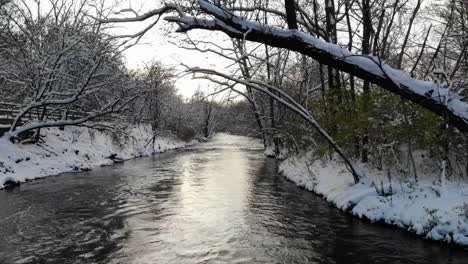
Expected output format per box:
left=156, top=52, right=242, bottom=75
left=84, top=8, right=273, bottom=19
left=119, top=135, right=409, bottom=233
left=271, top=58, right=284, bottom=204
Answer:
left=0, top=134, right=466, bottom=264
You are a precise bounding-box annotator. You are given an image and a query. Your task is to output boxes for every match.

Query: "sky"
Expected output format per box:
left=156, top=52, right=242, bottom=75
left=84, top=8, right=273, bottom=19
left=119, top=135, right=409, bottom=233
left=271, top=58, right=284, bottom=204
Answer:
left=123, top=32, right=230, bottom=98
left=106, top=0, right=233, bottom=98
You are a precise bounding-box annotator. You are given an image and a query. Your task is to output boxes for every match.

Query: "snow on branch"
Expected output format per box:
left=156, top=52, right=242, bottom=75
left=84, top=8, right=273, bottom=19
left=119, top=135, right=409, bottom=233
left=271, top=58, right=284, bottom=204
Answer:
left=187, top=66, right=364, bottom=183
left=6, top=95, right=137, bottom=141
left=227, top=5, right=326, bottom=38
left=164, top=0, right=468, bottom=133
left=9, top=59, right=103, bottom=132
left=97, top=4, right=180, bottom=23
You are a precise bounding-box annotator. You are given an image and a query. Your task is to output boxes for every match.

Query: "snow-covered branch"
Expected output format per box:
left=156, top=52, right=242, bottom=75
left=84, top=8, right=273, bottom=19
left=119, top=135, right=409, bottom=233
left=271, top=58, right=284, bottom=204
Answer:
left=6, top=95, right=137, bottom=141
left=97, top=4, right=180, bottom=23
left=187, top=66, right=363, bottom=183
left=164, top=0, right=468, bottom=133
left=228, top=5, right=326, bottom=38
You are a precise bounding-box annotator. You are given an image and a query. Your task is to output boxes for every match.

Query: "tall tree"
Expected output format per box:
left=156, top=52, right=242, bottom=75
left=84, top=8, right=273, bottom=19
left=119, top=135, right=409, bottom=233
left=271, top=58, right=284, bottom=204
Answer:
left=284, top=0, right=298, bottom=30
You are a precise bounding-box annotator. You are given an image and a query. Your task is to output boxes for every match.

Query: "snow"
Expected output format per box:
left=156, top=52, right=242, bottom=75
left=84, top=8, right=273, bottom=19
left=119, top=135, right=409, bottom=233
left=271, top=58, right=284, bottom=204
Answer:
left=263, top=144, right=276, bottom=157
left=278, top=155, right=468, bottom=246
left=0, top=125, right=190, bottom=189
left=195, top=0, right=468, bottom=123
left=263, top=143, right=288, bottom=158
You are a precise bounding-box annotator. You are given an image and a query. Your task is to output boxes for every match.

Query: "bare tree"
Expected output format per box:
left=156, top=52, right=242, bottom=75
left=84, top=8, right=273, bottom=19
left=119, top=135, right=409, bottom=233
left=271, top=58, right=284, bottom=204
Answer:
left=0, top=0, right=137, bottom=142
left=188, top=67, right=363, bottom=183
left=95, top=0, right=468, bottom=181
left=99, top=0, right=468, bottom=133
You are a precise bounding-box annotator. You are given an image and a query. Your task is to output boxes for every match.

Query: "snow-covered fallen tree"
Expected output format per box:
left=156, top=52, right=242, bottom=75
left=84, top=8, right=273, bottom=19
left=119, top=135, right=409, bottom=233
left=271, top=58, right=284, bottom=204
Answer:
left=166, top=1, right=468, bottom=133
left=101, top=0, right=468, bottom=133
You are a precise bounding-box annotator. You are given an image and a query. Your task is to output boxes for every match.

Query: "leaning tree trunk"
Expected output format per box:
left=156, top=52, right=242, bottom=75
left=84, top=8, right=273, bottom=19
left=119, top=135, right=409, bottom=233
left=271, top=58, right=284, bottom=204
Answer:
left=189, top=67, right=364, bottom=184
left=165, top=0, right=468, bottom=133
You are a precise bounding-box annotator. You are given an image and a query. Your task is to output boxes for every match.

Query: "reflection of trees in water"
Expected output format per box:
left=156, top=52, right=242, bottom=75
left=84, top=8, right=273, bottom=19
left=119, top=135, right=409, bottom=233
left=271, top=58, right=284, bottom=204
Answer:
left=31, top=214, right=130, bottom=264
left=1, top=149, right=467, bottom=263
left=245, top=158, right=347, bottom=263
left=3, top=185, right=131, bottom=263
left=246, top=159, right=467, bottom=264
left=0, top=160, right=151, bottom=263
left=335, top=216, right=468, bottom=264
left=32, top=154, right=197, bottom=263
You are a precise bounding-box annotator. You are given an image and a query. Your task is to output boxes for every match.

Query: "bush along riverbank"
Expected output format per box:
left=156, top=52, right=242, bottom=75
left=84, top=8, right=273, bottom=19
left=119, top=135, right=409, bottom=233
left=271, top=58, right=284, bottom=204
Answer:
left=278, top=154, right=468, bottom=247
left=0, top=125, right=191, bottom=190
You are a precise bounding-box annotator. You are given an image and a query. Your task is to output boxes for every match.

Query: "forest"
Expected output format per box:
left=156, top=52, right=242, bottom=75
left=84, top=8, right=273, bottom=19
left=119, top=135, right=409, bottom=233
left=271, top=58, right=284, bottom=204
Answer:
left=0, top=0, right=468, bottom=255
left=1, top=0, right=467, bottom=179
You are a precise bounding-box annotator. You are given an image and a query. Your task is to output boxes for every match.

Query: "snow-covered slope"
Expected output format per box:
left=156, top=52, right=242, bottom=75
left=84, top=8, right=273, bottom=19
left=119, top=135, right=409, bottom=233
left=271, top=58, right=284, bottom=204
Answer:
left=0, top=125, right=189, bottom=189
left=279, top=155, right=468, bottom=246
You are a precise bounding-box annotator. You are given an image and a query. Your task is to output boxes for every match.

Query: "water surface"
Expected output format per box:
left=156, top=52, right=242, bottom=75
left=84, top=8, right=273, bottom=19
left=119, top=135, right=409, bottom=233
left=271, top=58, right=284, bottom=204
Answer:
left=0, top=134, right=467, bottom=263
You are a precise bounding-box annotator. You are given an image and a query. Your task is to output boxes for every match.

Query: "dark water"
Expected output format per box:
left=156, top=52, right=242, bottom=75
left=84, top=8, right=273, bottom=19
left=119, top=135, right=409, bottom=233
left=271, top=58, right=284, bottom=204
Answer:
left=0, top=134, right=467, bottom=264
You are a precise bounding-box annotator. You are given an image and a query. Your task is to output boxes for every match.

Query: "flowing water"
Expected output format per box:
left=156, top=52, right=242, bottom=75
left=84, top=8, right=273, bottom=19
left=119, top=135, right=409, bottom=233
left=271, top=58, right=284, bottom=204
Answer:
left=0, top=134, right=467, bottom=264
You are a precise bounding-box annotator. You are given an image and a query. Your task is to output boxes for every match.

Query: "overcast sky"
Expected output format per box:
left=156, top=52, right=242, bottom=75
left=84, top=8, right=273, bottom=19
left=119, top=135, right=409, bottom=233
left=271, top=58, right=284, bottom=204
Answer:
left=106, top=0, right=233, bottom=99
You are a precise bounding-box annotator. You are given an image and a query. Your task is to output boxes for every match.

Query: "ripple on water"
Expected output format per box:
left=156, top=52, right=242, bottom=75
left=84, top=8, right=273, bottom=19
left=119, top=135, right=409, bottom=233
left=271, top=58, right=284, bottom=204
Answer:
left=0, top=134, right=467, bottom=264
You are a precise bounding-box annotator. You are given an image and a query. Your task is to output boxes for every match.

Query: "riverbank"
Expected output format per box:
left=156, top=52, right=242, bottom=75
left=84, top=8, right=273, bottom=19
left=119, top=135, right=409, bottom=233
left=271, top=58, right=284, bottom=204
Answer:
left=279, top=155, right=468, bottom=246
left=0, top=125, right=189, bottom=189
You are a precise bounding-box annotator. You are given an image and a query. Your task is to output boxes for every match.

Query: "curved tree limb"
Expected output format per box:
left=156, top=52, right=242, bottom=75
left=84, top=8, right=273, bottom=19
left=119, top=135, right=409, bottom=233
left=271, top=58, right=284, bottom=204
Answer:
left=164, top=0, right=468, bottom=133
left=187, top=66, right=363, bottom=184
left=6, top=95, right=137, bottom=142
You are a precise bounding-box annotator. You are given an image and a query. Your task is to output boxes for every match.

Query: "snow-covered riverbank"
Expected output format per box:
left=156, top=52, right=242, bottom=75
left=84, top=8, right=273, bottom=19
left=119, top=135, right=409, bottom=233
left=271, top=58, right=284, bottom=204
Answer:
left=0, top=125, right=189, bottom=189
left=279, top=155, right=468, bottom=246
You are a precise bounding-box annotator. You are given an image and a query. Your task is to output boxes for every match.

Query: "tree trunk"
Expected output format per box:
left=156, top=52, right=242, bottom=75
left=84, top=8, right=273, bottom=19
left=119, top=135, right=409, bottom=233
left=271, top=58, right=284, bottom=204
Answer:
left=284, top=0, right=298, bottom=30
left=361, top=0, right=372, bottom=163
left=168, top=1, right=468, bottom=133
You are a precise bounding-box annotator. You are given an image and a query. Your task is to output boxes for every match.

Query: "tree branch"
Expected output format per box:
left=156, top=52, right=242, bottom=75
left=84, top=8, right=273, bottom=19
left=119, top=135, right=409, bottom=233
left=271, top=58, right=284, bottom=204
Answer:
left=187, top=66, right=363, bottom=183
left=164, top=0, right=468, bottom=133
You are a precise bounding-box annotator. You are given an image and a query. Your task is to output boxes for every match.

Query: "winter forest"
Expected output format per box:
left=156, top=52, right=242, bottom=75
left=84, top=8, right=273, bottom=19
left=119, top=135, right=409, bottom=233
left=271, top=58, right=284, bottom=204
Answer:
left=0, top=0, right=467, bottom=263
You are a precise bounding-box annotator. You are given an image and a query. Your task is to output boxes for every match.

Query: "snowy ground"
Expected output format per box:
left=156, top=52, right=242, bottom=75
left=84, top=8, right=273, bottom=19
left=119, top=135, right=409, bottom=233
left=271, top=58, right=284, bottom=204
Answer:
left=0, top=125, right=190, bottom=189
left=278, top=154, right=468, bottom=246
